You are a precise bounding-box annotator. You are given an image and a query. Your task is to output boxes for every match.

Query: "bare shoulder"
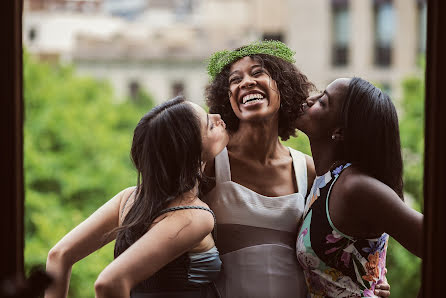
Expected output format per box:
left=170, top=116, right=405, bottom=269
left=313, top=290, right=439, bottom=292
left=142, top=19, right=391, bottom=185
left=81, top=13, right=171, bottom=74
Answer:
left=338, top=167, right=396, bottom=206
left=163, top=198, right=215, bottom=233
left=118, top=186, right=137, bottom=223
left=330, top=167, right=401, bottom=238
left=305, top=154, right=316, bottom=193
left=305, top=154, right=315, bottom=177
left=121, top=186, right=137, bottom=198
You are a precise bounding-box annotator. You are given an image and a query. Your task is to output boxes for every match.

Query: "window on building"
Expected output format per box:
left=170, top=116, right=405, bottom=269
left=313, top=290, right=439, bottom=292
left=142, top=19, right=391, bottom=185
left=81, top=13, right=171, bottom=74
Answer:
left=262, top=33, right=284, bottom=42
left=373, top=0, right=395, bottom=67
left=128, top=80, right=140, bottom=101
left=28, top=27, right=37, bottom=42
left=176, top=0, right=194, bottom=21
left=417, top=0, right=427, bottom=55
left=172, top=81, right=185, bottom=97
left=331, top=0, right=350, bottom=67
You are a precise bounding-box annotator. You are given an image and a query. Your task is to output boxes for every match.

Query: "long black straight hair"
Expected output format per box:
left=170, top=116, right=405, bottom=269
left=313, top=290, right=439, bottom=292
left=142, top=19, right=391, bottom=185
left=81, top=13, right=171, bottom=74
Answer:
left=339, top=77, right=404, bottom=199
left=114, top=96, right=204, bottom=257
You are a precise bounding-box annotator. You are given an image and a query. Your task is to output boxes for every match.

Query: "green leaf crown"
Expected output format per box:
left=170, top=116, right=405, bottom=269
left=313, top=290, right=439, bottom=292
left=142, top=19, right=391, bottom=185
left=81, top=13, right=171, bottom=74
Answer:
left=207, top=40, right=296, bottom=82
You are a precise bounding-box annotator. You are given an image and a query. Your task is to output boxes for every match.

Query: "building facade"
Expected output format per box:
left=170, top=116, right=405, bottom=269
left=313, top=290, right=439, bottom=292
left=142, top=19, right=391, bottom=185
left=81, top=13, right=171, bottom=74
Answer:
left=23, top=0, right=426, bottom=104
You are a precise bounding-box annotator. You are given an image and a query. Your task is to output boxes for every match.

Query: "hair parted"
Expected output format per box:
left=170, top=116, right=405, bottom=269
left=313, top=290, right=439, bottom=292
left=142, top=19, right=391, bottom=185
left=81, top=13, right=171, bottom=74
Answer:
left=205, top=52, right=316, bottom=140
left=114, top=96, right=204, bottom=257
left=340, top=77, right=404, bottom=199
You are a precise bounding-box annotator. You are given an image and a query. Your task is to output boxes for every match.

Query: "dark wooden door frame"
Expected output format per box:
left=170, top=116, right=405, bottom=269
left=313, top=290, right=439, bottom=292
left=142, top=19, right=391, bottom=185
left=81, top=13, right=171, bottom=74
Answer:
left=2, top=0, right=446, bottom=296
left=422, top=0, right=446, bottom=296
left=1, top=0, right=24, bottom=280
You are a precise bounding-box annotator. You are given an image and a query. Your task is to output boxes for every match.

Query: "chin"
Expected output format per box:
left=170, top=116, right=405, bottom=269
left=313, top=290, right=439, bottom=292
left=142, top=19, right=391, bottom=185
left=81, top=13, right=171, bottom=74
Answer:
left=238, top=109, right=278, bottom=122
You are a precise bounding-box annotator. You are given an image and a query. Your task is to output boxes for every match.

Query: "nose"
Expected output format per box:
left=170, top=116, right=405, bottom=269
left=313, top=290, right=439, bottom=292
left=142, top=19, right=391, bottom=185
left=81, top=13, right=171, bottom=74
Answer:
left=305, top=96, right=315, bottom=107
left=240, top=75, right=256, bottom=89
left=211, top=114, right=225, bottom=127
left=210, top=113, right=221, bottom=123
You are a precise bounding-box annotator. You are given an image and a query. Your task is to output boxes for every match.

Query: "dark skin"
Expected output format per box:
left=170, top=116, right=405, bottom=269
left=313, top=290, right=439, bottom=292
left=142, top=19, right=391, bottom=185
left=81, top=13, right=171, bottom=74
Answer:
left=297, top=78, right=423, bottom=295
left=299, top=78, right=422, bottom=255
left=205, top=56, right=315, bottom=197
left=206, top=61, right=391, bottom=296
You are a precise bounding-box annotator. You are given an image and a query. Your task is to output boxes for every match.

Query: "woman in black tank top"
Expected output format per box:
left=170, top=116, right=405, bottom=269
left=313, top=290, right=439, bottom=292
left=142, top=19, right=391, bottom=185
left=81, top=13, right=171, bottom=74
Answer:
left=45, top=96, right=229, bottom=298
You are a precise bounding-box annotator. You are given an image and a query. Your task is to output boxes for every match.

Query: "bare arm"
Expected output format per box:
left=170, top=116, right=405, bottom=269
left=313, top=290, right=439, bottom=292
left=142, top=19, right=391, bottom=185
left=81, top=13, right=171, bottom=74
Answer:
left=333, top=172, right=423, bottom=258
left=94, top=206, right=215, bottom=298
left=330, top=172, right=423, bottom=297
left=45, top=187, right=134, bottom=298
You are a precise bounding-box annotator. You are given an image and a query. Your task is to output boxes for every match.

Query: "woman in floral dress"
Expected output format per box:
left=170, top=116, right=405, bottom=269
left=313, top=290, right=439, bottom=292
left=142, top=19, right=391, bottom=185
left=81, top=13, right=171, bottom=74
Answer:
left=295, top=77, right=423, bottom=297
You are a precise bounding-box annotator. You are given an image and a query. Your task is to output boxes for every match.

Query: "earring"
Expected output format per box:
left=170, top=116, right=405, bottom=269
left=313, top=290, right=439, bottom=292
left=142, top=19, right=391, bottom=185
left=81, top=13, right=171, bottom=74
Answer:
left=331, top=135, right=336, bottom=140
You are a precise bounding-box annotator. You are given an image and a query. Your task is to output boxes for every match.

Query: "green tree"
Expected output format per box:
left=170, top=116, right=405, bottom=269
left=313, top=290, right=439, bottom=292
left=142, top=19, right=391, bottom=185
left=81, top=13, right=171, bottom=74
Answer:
left=25, top=50, right=424, bottom=297
left=282, top=132, right=312, bottom=156
left=24, top=52, right=155, bottom=297
left=385, top=74, right=424, bottom=298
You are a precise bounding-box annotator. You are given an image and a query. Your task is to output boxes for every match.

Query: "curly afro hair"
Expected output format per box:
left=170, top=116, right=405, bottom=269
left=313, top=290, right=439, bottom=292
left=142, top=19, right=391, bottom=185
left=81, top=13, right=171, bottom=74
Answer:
left=205, top=54, right=316, bottom=141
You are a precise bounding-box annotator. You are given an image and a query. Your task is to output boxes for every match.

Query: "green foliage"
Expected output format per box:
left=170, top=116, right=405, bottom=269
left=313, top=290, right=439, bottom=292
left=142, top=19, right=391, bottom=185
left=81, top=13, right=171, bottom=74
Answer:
left=282, top=131, right=312, bottom=156
left=24, top=49, right=424, bottom=297
left=399, top=76, right=425, bottom=208
left=385, top=73, right=424, bottom=297
left=24, top=52, right=155, bottom=297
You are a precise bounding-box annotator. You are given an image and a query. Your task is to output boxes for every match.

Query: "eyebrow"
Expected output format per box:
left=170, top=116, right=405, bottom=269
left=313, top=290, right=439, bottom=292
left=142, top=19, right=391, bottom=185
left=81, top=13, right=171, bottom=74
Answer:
left=229, top=70, right=240, bottom=78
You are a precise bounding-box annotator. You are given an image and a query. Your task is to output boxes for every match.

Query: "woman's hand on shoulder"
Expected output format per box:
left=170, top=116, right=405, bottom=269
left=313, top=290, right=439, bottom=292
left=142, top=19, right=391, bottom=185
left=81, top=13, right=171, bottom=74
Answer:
left=95, top=200, right=214, bottom=297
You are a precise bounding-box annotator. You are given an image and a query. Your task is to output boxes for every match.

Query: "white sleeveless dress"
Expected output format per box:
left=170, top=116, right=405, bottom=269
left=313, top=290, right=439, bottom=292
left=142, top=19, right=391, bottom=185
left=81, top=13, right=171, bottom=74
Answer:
left=204, top=147, right=308, bottom=298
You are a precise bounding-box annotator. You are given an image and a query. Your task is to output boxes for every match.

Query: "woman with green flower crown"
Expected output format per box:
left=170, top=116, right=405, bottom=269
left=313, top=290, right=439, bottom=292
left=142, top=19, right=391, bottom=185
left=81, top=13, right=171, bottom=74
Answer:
left=204, top=41, right=390, bottom=298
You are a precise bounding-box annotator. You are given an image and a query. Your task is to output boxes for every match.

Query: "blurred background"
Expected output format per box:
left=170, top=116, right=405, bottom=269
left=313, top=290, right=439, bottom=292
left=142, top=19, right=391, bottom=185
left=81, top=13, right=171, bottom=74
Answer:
left=23, top=0, right=425, bottom=296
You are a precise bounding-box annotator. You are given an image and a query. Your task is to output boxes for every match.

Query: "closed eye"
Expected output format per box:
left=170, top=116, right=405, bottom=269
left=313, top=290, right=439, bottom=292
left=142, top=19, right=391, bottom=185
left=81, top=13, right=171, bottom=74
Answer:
left=318, top=94, right=326, bottom=106
left=252, top=69, right=264, bottom=76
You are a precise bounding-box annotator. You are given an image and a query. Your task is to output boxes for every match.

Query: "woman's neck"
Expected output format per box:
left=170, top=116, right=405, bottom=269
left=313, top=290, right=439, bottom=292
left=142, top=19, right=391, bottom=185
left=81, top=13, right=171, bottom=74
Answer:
left=228, top=119, right=285, bottom=163
left=178, top=183, right=199, bottom=201
left=309, top=138, right=339, bottom=176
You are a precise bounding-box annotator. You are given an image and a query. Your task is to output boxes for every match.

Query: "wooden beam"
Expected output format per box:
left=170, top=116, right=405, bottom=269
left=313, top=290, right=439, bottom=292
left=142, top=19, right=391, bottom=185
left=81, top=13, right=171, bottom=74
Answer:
left=1, top=0, right=24, bottom=279
left=423, top=0, right=446, bottom=296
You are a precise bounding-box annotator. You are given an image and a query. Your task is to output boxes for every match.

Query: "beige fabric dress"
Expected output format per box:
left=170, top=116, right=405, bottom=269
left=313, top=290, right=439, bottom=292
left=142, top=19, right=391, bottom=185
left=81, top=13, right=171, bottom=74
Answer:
left=205, top=147, right=308, bottom=298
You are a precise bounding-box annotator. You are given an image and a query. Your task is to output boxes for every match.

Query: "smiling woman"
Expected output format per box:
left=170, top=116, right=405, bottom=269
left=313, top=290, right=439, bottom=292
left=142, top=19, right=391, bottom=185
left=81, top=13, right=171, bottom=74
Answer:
left=206, top=41, right=315, bottom=141
left=227, top=56, right=281, bottom=122
left=203, top=41, right=316, bottom=298
left=202, top=41, right=392, bottom=298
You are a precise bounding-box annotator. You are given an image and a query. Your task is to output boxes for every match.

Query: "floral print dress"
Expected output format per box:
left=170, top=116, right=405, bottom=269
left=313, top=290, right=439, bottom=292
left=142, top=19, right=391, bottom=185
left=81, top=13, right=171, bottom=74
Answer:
left=296, top=163, right=388, bottom=298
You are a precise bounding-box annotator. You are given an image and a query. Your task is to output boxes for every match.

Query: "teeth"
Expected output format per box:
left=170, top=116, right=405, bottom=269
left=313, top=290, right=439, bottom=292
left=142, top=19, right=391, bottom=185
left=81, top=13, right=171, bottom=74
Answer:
left=242, top=93, right=264, bottom=104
